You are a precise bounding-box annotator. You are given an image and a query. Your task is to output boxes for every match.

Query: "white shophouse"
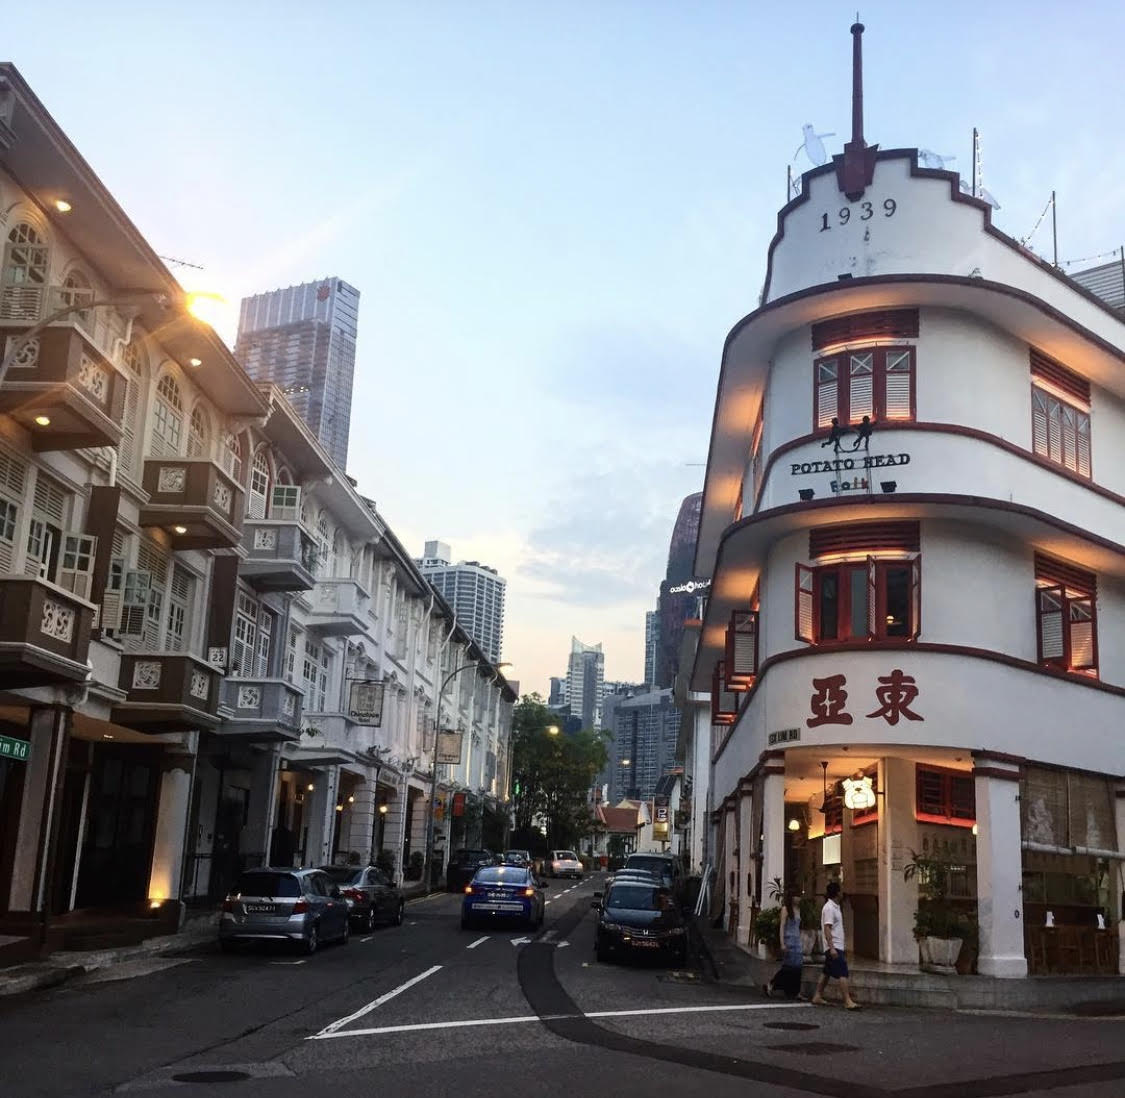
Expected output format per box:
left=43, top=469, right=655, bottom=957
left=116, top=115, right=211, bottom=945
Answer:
left=680, top=26, right=1125, bottom=980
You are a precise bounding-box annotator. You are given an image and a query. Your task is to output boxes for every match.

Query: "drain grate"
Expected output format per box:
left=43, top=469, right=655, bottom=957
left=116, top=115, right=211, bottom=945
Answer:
left=766, top=1042, right=860, bottom=1055
left=763, top=1021, right=820, bottom=1031
left=170, top=1070, right=252, bottom=1083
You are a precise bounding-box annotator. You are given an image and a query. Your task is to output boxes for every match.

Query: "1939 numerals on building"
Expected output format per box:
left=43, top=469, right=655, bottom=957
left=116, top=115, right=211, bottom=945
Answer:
left=819, top=198, right=897, bottom=231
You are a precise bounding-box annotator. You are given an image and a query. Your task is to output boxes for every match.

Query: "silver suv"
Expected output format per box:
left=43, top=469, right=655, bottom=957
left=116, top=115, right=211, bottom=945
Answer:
left=219, top=868, right=351, bottom=954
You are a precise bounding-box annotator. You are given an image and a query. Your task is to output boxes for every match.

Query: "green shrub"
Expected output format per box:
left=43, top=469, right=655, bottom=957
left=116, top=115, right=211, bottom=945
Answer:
left=753, top=905, right=782, bottom=946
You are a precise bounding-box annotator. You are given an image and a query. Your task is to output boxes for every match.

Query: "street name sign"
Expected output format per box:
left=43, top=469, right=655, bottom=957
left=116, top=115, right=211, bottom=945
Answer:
left=0, top=734, right=30, bottom=762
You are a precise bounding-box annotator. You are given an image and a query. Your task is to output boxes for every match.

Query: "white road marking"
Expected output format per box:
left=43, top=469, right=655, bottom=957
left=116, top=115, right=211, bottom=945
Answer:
left=360, top=936, right=374, bottom=943
left=269, top=960, right=307, bottom=966
left=540, top=930, right=557, bottom=944
left=556, top=941, right=570, bottom=949
left=509, top=936, right=532, bottom=946
left=314, top=965, right=443, bottom=1037
left=544, top=900, right=552, bottom=905
left=308, top=1001, right=806, bottom=1040
left=466, top=936, right=489, bottom=950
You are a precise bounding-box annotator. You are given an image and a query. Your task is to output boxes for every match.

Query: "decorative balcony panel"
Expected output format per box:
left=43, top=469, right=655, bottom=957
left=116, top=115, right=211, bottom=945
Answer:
left=138, top=459, right=244, bottom=549
left=0, top=577, right=95, bottom=687
left=218, top=678, right=304, bottom=742
left=112, top=654, right=221, bottom=732
left=0, top=326, right=125, bottom=451
left=240, top=520, right=317, bottom=592
left=304, top=578, right=369, bottom=636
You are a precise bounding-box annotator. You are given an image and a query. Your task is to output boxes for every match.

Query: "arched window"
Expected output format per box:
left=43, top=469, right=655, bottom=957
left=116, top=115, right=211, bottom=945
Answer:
left=333, top=530, right=348, bottom=577
left=316, top=515, right=331, bottom=576
left=118, top=333, right=146, bottom=480
left=1, top=222, right=49, bottom=321
left=277, top=467, right=292, bottom=485
left=248, top=448, right=271, bottom=518
left=59, top=269, right=93, bottom=330
left=151, top=373, right=183, bottom=457
left=187, top=405, right=209, bottom=458
left=222, top=432, right=243, bottom=483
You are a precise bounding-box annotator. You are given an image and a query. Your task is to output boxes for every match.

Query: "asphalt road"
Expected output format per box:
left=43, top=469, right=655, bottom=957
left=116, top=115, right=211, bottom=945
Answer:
left=1, top=873, right=1124, bottom=1098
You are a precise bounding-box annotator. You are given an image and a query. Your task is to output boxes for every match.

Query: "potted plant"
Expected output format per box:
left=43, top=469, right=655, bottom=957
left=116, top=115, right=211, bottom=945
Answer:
left=375, top=849, right=396, bottom=880
left=753, top=905, right=782, bottom=960
left=903, top=849, right=970, bottom=973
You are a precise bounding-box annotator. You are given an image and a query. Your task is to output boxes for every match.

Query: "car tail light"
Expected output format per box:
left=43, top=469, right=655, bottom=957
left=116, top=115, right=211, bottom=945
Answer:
left=464, top=885, right=473, bottom=894
left=344, top=888, right=364, bottom=902
left=292, top=900, right=308, bottom=914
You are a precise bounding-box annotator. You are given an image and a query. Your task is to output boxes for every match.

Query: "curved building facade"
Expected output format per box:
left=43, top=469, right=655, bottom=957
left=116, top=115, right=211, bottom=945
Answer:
left=682, top=29, right=1125, bottom=980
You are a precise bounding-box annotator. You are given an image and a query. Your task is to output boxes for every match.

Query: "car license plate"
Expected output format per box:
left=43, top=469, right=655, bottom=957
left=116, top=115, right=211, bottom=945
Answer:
left=630, top=939, right=660, bottom=949
left=244, top=904, right=276, bottom=914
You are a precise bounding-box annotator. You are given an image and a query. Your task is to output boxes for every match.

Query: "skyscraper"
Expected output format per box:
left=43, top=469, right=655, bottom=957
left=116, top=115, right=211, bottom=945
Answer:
left=417, top=540, right=506, bottom=663
left=566, top=637, right=605, bottom=730
left=236, top=278, right=360, bottom=469
left=655, top=492, right=703, bottom=688
left=644, top=609, right=659, bottom=686
left=607, top=688, right=682, bottom=803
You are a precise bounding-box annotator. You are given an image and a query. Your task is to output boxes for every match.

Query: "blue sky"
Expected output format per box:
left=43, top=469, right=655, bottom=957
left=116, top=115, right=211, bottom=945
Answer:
left=8, top=1, right=1124, bottom=696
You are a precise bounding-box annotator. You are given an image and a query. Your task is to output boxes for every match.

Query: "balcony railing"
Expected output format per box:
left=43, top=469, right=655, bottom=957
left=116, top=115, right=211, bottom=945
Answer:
left=112, top=654, right=221, bottom=732
left=138, top=459, right=244, bottom=549
left=304, top=578, right=369, bottom=636
left=240, top=520, right=317, bottom=592
left=0, top=576, right=95, bottom=688
left=219, top=678, right=305, bottom=742
left=0, top=327, right=125, bottom=451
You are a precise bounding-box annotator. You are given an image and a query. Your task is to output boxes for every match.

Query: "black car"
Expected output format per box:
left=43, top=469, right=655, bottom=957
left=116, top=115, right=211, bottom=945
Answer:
left=320, top=865, right=405, bottom=932
left=623, top=853, right=684, bottom=904
left=446, top=849, right=499, bottom=891
left=592, top=880, right=687, bottom=966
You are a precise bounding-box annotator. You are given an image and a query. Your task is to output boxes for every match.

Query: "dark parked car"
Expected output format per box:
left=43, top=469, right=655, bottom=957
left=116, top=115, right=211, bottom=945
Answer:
left=623, top=853, right=684, bottom=903
left=446, top=849, right=499, bottom=891
left=320, top=865, right=405, bottom=932
left=219, top=868, right=351, bottom=954
left=591, top=880, right=687, bottom=966
left=462, top=864, right=546, bottom=929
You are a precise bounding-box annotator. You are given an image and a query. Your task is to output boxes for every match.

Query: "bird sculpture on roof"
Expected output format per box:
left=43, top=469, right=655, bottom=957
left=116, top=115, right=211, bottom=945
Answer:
left=918, top=149, right=956, bottom=170
left=795, top=123, right=836, bottom=168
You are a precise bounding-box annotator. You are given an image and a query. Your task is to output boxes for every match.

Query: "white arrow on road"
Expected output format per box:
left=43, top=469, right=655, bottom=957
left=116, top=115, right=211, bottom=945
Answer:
left=556, top=941, right=570, bottom=949
left=510, top=936, right=532, bottom=946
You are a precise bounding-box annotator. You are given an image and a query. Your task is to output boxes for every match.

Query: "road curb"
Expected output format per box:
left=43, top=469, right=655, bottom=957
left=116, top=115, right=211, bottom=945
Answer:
left=688, top=915, right=720, bottom=982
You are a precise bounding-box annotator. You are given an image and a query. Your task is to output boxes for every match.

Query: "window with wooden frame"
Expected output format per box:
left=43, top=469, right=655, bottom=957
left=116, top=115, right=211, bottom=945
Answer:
left=1035, top=553, right=1097, bottom=675
left=710, top=660, right=738, bottom=725
left=725, top=609, right=759, bottom=690
left=795, top=556, right=919, bottom=644
left=822, top=793, right=843, bottom=836
left=814, top=346, right=915, bottom=430
left=1030, top=350, right=1091, bottom=478
left=915, top=765, right=975, bottom=828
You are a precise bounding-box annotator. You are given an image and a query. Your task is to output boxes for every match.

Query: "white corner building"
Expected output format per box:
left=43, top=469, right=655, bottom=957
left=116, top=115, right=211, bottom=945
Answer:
left=679, top=25, right=1125, bottom=980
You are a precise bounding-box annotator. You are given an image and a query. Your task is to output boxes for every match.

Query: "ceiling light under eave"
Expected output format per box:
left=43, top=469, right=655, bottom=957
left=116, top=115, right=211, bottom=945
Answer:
left=173, top=525, right=188, bottom=535
left=33, top=415, right=51, bottom=427
left=54, top=199, right=72, bottom=213
left=188, top=357, right=202, bottom=367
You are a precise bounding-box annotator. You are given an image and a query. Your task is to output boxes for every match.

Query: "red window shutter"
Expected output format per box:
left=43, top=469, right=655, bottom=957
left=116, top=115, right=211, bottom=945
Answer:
left=726, top=610, right=759, bottom=687
left=1030, top=348, right=1090, bottom=404
left=949, top=775, right=976, bottom=821
left=848, top=353, right=874, bottom=423
left=881, top=349, right=914, bottom=421
left=815, top=358, right=839, bottom=428
left=864, top=555, right=876, bottom=639
left=910, top=555, right=922, bottom=640
left=1068, top=595, right=1097, bottom=671
left=1034, top=554, right=1096, bottom=598
left=916, top=767, right=945, bottom=817
left=795, top=563, right=815, bottom=642
left=809, top=520, right=920, bottom=558
left=1036, top=585, right=1066, bottom=666
left=1031, top=388, right=1049, bottom=458
left=811, top=309, right=920, bottom=351
left=711, top=660, right=738, bottom=725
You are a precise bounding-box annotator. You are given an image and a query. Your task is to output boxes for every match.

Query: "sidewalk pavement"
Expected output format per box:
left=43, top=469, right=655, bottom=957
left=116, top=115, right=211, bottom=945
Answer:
left=691, top=915, right=1125, bottom=1013
left=0, top=883, right=448, bottom=999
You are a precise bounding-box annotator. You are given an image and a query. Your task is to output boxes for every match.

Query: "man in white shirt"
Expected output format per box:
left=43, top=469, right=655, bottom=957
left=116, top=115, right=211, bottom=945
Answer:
left=812, top=880, right=861, bottom=1009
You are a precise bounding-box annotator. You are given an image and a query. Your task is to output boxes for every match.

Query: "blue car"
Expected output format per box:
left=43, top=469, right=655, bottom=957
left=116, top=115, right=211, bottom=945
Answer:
left=461, top=864, right=547, bottom=930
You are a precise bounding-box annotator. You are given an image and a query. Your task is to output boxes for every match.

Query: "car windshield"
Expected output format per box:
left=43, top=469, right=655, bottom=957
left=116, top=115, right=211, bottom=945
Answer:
left=606, top=884, right=667, bottom=911
left=474, top=867, right=529, bottom=884
left=457, top=850, right=492, bottom=864
left=504, top=851, right=527, bottom=860
left=554, top=851, right=578, bottom=861
left=626, top=857, right=673, bottom=878
left=320, top=867, right=363, bottom=884
left=234, top=872, right=301, bottom=898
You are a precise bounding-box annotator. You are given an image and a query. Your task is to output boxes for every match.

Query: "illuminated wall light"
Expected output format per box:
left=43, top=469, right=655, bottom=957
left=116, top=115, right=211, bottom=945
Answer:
left=307, top=782, right=315, bottom=792
left=335, top=804, right=343, bottom=813
left=378, top=804, right=388, bottom=815
left=347, top=794, right=355, bottom=804
left=173, top=525, right=188, bottom=535
left=188, top=357, right=203, bottom=367
left=33, top=415, right=51, bottom=427
left=787, top=817, right=801, bottom=832
left=54, top=199, right=72, bottom=213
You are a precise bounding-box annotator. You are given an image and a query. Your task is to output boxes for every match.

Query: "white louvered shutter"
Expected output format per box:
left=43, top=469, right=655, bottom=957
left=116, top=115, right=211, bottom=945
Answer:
left=58, top=534, right=97, bottom=600
left=1068, top=595, right=1096, bottom=670
left=848, top=353, right=874, bottom=422
left=883, top=350, right=913, bottom=420
left=815, top=359, right=838, bottom=429
left=271, top=484, right=300, bottom=521
left=796, top=563, right=815, bottom=642
left=119, top=570, right=152, bottom=637
left=1036, top=585, right=1065, bottom=666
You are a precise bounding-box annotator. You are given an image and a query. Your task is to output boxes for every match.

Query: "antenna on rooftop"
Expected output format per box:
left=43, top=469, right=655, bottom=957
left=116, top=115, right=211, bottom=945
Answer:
left=159, top=254, right=207, bottom=271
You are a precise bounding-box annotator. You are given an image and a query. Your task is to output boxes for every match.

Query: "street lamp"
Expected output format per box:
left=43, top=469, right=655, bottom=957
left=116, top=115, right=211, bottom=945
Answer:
left=547, top=725, right=559, bottom=735
left=423, top=659, right=511, bottom=891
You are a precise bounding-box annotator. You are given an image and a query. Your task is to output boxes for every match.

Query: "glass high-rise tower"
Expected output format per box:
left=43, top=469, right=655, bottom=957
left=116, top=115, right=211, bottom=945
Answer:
left=236, top=278, right=360, bottom=469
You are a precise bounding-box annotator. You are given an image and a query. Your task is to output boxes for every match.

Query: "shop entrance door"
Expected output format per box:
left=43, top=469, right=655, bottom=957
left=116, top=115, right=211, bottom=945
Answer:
left=75, top=745, right=160, bottom=909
